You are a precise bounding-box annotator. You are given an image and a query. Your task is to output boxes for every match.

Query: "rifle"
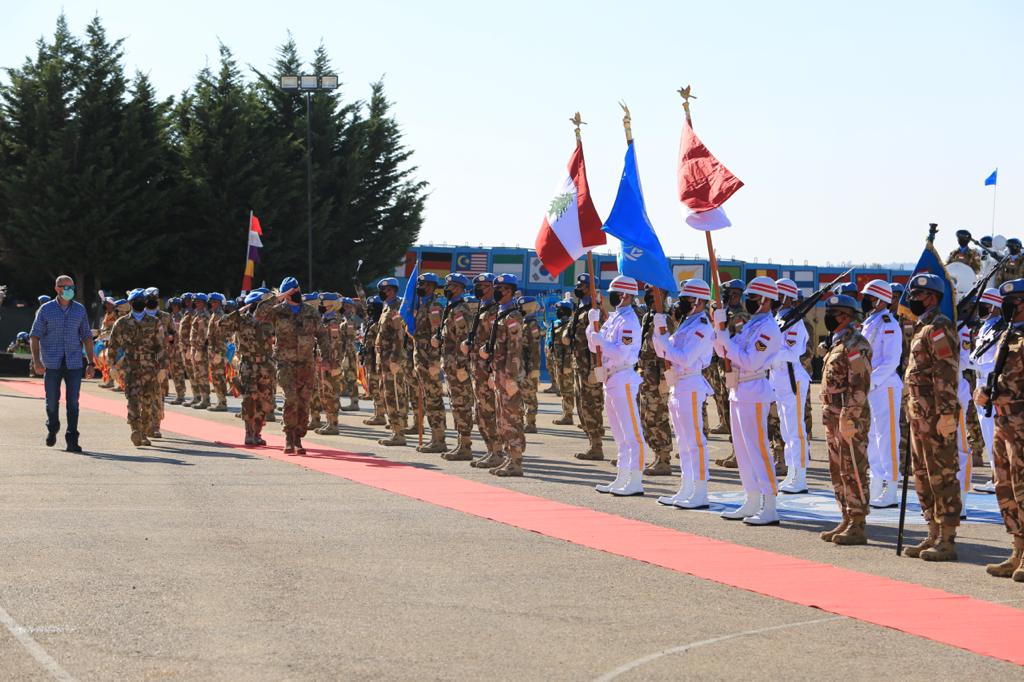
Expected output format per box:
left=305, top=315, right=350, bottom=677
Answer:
left=982, top=327, right=1014, bottom=418
left=970, top=319, right=1006, bottom=365
left=779, top=266, right=855, bottom=333
left=956, top=254, right=1009, bottom=331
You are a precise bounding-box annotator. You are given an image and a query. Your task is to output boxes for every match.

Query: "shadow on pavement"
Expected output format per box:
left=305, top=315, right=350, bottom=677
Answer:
left=78, top=450, right=193, bottom=466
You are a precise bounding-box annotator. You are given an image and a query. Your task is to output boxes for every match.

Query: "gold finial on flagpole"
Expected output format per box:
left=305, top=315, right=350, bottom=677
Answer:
left=570, top=112, right=585, bottom=142
left=618, top=101, right=632, bottom=142
left=677, top=84, right=696, bottom=126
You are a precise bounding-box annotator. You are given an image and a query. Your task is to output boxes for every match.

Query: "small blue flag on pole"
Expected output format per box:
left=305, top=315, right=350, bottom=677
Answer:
left=400, top=259, right=419, bottom=336
left=984, top=169, right=998, bottom=186
left=601, top=144, right=676, bottom=292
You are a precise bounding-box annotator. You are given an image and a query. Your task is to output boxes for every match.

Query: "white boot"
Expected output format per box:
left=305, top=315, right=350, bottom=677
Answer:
left=721, top=489, right=761, bottom=520
left=611, top=470, right=645, bottom=497
left=779, top=467, right=807, bottom=494
left=973, top=478, right=996, bottom=494
left=778, top=467, right=795, bottom=492
left=596, top=469, right=628, bottom=494
left=868, top=476, right=883, bottom=501
left=870, top=480, right=900, bottom=508
left=657, top=476, right=692, bottom=506
left=677, top=480, right=709, bottom=509
left=744, top=493, right=780, bottom=526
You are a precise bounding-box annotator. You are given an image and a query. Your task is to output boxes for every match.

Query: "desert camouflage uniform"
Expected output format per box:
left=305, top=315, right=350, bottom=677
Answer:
left=152, top=309, right=173, bottom=432
left=545, top=323, right=560, bottom=395
left=315, top=313, right=343, bottom=433
left=169, top=309, right=187, bottom=400
left=361, top=316, right=386, bottom=424
left=997, top=255, right=1024, bottom=287
left=898, top=315, right=915, bottom=468
left=906, top=306, right=962, bottom=544
left=470, top=299, right=500, bottom=460
left=946, top=246, right=982, bottom=274
left=412, top=294, right=447, bottom=450
left=521, top=313, right=542, bottom=432
left=375, top=298, right=410, bottom=441
left=440, top=295, right=475, bottom=458
left=821, top=326, right=873, bottom=538
left=255, top=299, right=324, bottom=444
left=220, top=307, right=275, bottom=441
left=190, top=308, right=211, bottom=406
left=569, top=298, right=605, bottom=457
left=108, top=313, right=164, bottom=442
left=639, top=308, right=675, bottom=473
left=207, top=308, right=229, bottom=407
left=339, top=313, right=361, bottom=407
left=554, top=320, right=575, bottom=422
left=179, top=309, right=197, bottom=402
left=489, top=301, right=526, bottom=475
left=801, top=318, right=815, bottom=438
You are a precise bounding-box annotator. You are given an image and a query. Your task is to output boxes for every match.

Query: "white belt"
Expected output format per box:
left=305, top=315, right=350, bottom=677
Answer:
left=670, top=369, right=702, bottom=381
left=738, top=371, right=766, bottom=383
left=603, top=364, right=633, bottom=378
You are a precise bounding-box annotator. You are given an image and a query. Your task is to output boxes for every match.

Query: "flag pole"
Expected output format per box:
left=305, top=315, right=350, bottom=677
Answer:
left=572, top=112, right=602, bottom=369
left=242, top=210, right=254, bottom=293
left=990, top=171, right=998, bottom=236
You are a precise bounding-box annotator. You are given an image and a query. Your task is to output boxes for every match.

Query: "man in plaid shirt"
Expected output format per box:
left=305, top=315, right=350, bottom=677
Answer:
left=29, top=275, right=96, bottom=452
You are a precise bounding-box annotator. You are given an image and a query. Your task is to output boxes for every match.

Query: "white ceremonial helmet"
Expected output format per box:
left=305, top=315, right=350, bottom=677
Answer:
left=860, top=279, right=893, bottom=305
left=980, top=287, right=1003, bottom=308
left=679, top=278, right=712, bottom=301
left=775, top=278, right=799, bottom=301
left=744, top=276, right=779, bottom=301
left=608, top=275, right=640, bottom=295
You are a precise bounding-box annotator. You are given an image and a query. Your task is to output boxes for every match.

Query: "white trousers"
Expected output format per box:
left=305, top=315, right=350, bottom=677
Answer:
left=668, top=386, right=709, bottom=484
left=604, top=369, right=648, bottom=472
left=867, top=385, right=902, bottom=483
left=956, top=379, right=973, bottom=493
left=730, top=400, right=777, bottom=495
left=977, top=370, right=995, bottom=467
left=773, top=377, right=810, bottom=470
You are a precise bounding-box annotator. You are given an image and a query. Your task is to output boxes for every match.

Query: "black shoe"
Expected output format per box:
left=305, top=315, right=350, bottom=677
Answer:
left=46, top=432, right=57, bottom=447
left=65, top=441, right=83, bottom=453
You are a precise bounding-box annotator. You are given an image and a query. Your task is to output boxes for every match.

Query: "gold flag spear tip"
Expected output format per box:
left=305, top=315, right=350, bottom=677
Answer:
left=570, top=111, right=586, bottom=141
left=618, top=101, right=633, bottom=142
left=677, top=84, right=696, bottom=124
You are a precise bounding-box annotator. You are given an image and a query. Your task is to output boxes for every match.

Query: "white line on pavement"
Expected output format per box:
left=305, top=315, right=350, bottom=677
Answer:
left=0, top=603, right=77, bottom=681
left=593, top=615, right=844, bottom=682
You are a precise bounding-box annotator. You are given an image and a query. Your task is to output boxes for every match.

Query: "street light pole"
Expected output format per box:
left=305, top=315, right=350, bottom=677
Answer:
left=279, top=73, right=339, bottom=291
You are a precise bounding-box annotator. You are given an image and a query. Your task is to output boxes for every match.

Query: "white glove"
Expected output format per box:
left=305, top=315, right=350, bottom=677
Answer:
left=587, top=308, right=601, bottom=323
left=653, top=313, right=667, bottom=328
left=713, top=308, right=727, bottom=325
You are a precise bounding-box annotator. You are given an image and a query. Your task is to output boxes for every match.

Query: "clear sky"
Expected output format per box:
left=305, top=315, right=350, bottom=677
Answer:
left=3, top=1, right=1020, bottom=267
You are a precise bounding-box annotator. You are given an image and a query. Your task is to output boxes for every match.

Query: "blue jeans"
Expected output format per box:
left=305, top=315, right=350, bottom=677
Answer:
left=44, top=365, right=83, bottom=439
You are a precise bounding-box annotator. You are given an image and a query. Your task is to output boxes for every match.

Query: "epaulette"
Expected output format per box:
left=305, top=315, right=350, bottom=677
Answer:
left=882, top=313, right=892, bottom=324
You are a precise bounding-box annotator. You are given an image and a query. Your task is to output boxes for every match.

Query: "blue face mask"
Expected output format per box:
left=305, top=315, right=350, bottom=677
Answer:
left=131, top=311, right=146, bottom=321
left=144, top=308, right=157, bottom=316
left=61, top=287, right=75, bottom=301
left=288, top=304, right=302, bottom=314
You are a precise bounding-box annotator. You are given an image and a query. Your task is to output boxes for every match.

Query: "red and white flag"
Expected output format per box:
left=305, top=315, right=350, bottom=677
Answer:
left=535, top=142, right=605, bottom=277
left=677, top=122, right=743, bottom=231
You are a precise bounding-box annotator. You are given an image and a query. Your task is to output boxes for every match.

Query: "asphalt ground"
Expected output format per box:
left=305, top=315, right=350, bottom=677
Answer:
left=2, top=378, right=1023, bottom=680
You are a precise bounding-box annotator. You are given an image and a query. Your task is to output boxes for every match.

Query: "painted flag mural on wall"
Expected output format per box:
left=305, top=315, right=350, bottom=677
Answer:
left=672, top=263, right=705, bottom=286
left=745, top=268, right=778, bottom=283
left=241, top=213, right=263, bottom=292
left=779, top=269, right=815, bottom=297
left=420, top=251, right=452, bottom=278
left=855, top=273, right=888, bottom=293
left=534, top=141, right=606, bottom=276
left=491, top=253, right=524, bottom=278
left=560, top=259, right=587, bottom=287
left=528, top=256, right=559, bottom=284
left=599, top=260, right=619, bottom=282
left=678, top=122, right=744, bottom=231
left=454, top=251, right=489, bottom=275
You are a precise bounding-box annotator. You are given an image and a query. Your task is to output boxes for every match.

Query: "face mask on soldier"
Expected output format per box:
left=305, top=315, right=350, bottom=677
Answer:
left=290, top=292, right=302, bottom=304
left=824, top=312, right=841, bottom=332
left=860, top=297, right=874, bottom=314
left=608, top=292, right=623, bottom=308
left=415, top=286, right=427, bottom=297
left=643, top=290, right=654, bottom=307
left=1002, top=300, right=1018, bottom=323
left=744, top=296, right=761, bottom=315
left=131, top=300, right=146, bottom=313
left=907, top=297, right=927, bottom=317
left=146, top=297, right=158, bottom=310
left=978, top=303, right=992, bottom=318
left=674, top=298, right=692, bottom=321
left=473, top=285, right=484, bottom=298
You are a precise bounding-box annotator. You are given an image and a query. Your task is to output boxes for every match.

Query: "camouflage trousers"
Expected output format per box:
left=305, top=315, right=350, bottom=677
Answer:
left=966, top=400, right=985, bottom=460
left=521, top=370, right=539, bottom=426
left=191, top=350, right=210, bottom=399
left=310, top=361, right=323, bottom=419
left=209, top=354, right=228, bottom=403
left=556, top=357, right=574, bottom=419
left=993, top=407, right=1024, bottom=539
left=495, top=371, right=525, bottom=455
left=342, top=356, right=359, bottom=400
left=823, top=406, right=871, bottom=520
left=444, top=360, right=475, bottom=438
left=639, top=370, right=672, bottom=461
left=319, top=367, right=341, bottom=425
left=767, top=403, right=784, bottom=466
left=182, top=347, right=197, bottom=396
left=472, top=360, right=498, bottom=452
left=708, top=359, right=731, bottom=431
left=382, top=360, right=409, bottom=431
left=366, top=365, right=386, bottom=418
left=899, top=384, right=911, bottom=472
left=170, top=348, right=187, bottom=398
left=573, top=363, right=604, bottom=439
left=125, top=362, right=159, bottom=435
left=277, top=360, right=315, bottom=439
left=415, top=358, right=446, bottom=432
left=240, top=359, right=274, bottom=430
left=908, top=398, right=962, bottom=528
left=545, top=346, right=559, bottom=394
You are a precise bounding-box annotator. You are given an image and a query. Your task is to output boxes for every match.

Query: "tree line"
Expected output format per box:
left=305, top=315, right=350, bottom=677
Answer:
left=0, top=14, right=425, bottom=305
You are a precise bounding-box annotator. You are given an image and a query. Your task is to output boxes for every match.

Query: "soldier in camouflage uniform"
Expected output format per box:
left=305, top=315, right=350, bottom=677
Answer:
left=818, top=295, right=873, bottom=545
left=544, top=317, right=560, bottom=395
left=374, top=278, right=410, bottom=446
left=304, top=293, right=326, bottom=430
left=974, top=278, right=1024, bottom=580
left=189, top=293, right=212, bottom=409
left=569, top=273, right=605, bottom=460
left=518, top=296, right=543, bottom=434
left=361, top=296, right=387, bottom=426
left=903, top=274, right=962, bottom=561
left=255, top=277, right=325, bottom=455
left=108, top=289, right=165, bottom=446
left=996, top=238, right=1024, bottom=286
left=551, top=301, right=575, bottom=425
left=639, top=284, right=675, bottom=475
left=205, top=293, right=230, bottom=411
left=410, top=273, right=448, bottom=453
left=439, top=274, right=476, bottom=460
left=482, top=274, right=526, bottom=476
left=801, top=316, right=815, bottom=438
left=946, top=229, right=982, bottom=274
left=168, top=297, right=188, bottom=404
left=311, top=293, right=343, bottom=435
left=145, top=288, right=173, bottom=438
left=467, top=273, right=502, bottom=468
left=178, top=294, right=197, bottom=405
left=221, top=291, right=276, bottom=445
left=714, top=279, right=750, bottom=468
left=889, top=282, right=913, bottom=468
left=339, top=298, right=361, bottom=411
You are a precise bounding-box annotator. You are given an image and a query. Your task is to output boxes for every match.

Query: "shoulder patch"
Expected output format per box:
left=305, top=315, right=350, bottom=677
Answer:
left=882, top=314, right=892, bottom=323
left=694, top=330, right=704, bottom=339
left=755, top=340, right=768, bottom=351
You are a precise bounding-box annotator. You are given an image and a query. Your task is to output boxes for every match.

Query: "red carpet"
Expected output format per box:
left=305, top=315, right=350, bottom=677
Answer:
left=4, top=378, right=1023, bottom=666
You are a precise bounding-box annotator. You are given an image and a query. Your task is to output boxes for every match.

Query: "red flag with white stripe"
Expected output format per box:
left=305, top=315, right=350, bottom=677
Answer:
left=677, top=122, right=743, bottom=231
left=535, top=142, right=605, bottom=277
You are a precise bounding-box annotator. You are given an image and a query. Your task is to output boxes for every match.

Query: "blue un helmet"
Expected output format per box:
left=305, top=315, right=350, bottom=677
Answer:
left=831, top=280, right=859, bottom=296
left=444, top=272, right=472, bottom=290
left=999, top=278, right=1024, bottom=298
left=279, top=276, right=300, bottom=293
left=722, top=279, right=745, bottom=291
left=244, top=291, right=263, bottom=306
left=168, top=296, right=182, bottom=308
left=907, top=273, right=945, bottom=296
left=516, top=295, right=539, bottom=316
left=182, top=292, right=194, bottom=302
left=208, top=292, right=226, bottom=304
left=472, top=272, right=496, bottom=285
left=554, top=300, right=574, bottom=318
left=193, top=292, right=209, bottom=304
left=889, top=282, right=905, bottom=299
left=494, top=273, right=519, bottom=289
left=825, top=294, right=860, bottom=314
left=416, top=272, right=442, bottom=287
left=366, top=294, right=384, bottom=320
left=127, top=288, right=146, bottom=302
left=377, top=277, right=399, bottom=297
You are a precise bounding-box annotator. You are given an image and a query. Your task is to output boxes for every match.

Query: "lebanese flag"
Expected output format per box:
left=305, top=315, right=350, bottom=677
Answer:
left=677, top=122, right=743, bottom=231
left=534, top=142, right=605, bottom=277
